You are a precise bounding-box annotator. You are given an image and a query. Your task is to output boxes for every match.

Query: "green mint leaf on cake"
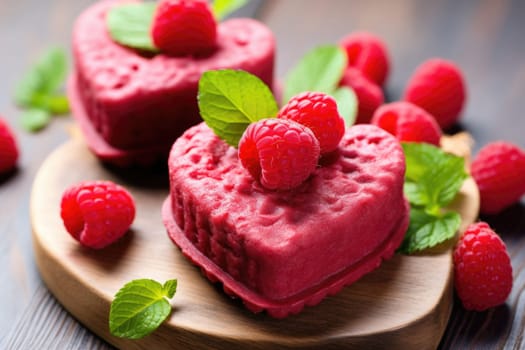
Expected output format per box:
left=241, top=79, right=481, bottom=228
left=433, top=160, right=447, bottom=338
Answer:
left=198, top=69, right=278, bottom=146
left=106, top=2, right=158, bottom=52
left=109, top=279, right=178, bottom=339
left=331, top=86, right=357, bottom=127
left=14, top=47, right=70, bottom=132
left=212, top=0, right=248, bottom=20
left=399, top=209, right=461, bottom=254
left=400, top=143, right=468, bottom=254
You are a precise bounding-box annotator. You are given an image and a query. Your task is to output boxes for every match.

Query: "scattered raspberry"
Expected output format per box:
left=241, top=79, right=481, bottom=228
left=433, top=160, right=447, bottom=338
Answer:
left=453, top=222, right=513, bottom=311
left=238, top=118, right=320, bottom=190
left=277, top=92, right=345, bottom=154
left=151, top=0, right=217, bottom=56
left=339, top=31, right=390, bottom=86
left=60, top=180, right=136, bottom=249
left=371, top=101, right=442, bottom=146
left=403, top=58, right=467, bottom=130
left=471, top=141, right=525, bottom=214
left=0, top=117, right=19, bottom=174
left=340, top=67, right=384, bottom=124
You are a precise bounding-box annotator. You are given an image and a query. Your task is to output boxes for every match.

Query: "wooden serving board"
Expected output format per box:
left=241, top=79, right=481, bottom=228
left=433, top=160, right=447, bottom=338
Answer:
left=31, top=137, right=479, bottom=350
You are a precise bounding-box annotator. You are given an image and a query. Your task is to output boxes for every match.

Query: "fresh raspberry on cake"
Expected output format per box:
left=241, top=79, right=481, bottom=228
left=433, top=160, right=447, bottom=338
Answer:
left=60, top=180, right=136, bottom=249
left=471, top=141, right=525, bottom=214
left=403, top=58, right=467, bottom=130
left=339, top=31, right=389, bottom=86
left=151, top=0, right=217, bottom=56
left=371, top=101, right=442, bottom=146
left=454, top=222, right=513, bottom=311
left=340, top=67, right=384, bottom=124
left=238, top=118, right=320, bottom=190
left=277, top=92, right=344, bottom=154
left=0, top=117, right=19, bottom=174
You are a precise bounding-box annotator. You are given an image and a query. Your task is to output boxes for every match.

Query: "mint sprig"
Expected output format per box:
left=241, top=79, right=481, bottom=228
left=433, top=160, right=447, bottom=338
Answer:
left=198, top=69, right=278, bottom=146
left=14, top=47, right=70, bottom=131
left=109, top=279, right=178, bottom=339
left=106, top=0, right=250, bottom=52
left=284, top=45, right=357, bottom=126
left=400, top=142, right=468, bottom=254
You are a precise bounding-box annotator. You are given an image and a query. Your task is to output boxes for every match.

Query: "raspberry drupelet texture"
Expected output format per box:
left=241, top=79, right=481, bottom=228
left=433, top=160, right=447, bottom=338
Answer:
left=277, top=92, right=345, bottom=154
left=151, top=0, right=217, bottom=56
left=453, top=222, right=513, bottom=311
left=371, top=101, right=442, bottom=146
left=340, top=67, right=384, bottom=124
left=403, top=58, right=467, bottom=130
left=0, top=117, right=19, bottom=174
left=339, top=31, right=390, bottom=86
left=60, top=180, right=136, bottom=249
left=238, top=118, right=320, bottom=190
left=471, top=141, right=525, bottom=214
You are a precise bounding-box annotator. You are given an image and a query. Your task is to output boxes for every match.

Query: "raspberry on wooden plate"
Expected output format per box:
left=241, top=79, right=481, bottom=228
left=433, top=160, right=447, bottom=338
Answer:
left=60, top=180, right=136, bottom=249
left=454, top=222, right=513, bottom=311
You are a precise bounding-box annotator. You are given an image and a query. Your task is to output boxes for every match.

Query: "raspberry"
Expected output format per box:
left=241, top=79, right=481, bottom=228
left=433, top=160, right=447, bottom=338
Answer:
left=238, top=118, right=320, bottom=190
left=340, top=67, right=384, bottom=124
left=403, top=58, right=467, bottom=130
left=60, top=180, right=136, bottom=249
left=453, top=222, right=513, bottom=311
left=0, top=117, right=19, bottom=174
left=277, top=92, right=345, bottom=154
left=151, top=0, right=217, bottom=56
left=371, top=101, right=442, bottom=146
left=471, top=141, right=525, bottom=214
left=339, top=31, right=390, bottom=86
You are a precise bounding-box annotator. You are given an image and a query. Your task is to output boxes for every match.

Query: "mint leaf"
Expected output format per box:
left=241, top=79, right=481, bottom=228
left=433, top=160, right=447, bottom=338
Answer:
left=284, top=45, right=347, bottom=103
left=198, top=69, right=278, bottom=146
left=212, top=0, right=248, bottom=20
left=20, top=109, right=51, bottom=132
left=109, top=279, right=177, bottom=339
left=331, top=86, right=357, bottom=127
left=399, top=209, right=461, bottom=254
left=15, top=48, right=68, bottom=108
left=107, top=3, right=158, bottom=52
left=403, top=142, right=467, bottom=209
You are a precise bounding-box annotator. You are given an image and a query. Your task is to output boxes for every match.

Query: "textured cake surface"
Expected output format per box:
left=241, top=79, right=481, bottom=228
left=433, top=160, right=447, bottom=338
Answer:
left=163, top=122, right=409, bottom=317
left=71, top=0, right=274, bottom=155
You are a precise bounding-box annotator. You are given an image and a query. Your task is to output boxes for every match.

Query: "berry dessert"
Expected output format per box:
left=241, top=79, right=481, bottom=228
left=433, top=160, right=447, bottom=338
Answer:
left=403, top=58, right=467, bottom=130
left=68, top=0, right=275, bottom=166
left=371, top=101, right=442, bottom=146
left=0, top=117, right=19, bottom=174
left=454, top=222, right=512, bottom=311
left=471, top=141, right=525, bottom=214
left=162, top=119, right=409, bottom=317
left=60, top=180, right=136, bottom=249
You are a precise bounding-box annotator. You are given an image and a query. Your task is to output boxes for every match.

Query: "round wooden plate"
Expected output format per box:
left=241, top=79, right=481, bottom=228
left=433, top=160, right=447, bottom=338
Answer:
left=31, top=137, right=479, bottom=350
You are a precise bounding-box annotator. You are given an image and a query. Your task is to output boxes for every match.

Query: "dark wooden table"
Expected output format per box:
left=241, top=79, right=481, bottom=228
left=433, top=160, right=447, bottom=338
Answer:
left=1, top=0, right=524, bottom=348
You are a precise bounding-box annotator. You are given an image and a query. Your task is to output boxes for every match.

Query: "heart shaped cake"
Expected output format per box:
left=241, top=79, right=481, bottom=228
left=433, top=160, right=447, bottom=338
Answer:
left=162, top=122, right=409, bottom=318
left=68, top=0, right=275, bottom=166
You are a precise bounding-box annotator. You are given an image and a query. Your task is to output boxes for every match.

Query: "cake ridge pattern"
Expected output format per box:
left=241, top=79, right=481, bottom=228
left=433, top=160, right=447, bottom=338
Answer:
left=163, top=122, right=409, bottom=317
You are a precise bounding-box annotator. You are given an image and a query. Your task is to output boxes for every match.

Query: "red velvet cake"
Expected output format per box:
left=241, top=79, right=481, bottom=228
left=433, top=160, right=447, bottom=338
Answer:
left=69, top=0, right=275, bottom=166
left=162, top=122, right=409, bottom=317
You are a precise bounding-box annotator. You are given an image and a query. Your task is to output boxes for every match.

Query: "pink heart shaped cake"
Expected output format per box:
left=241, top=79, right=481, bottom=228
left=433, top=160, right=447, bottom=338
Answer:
left=68, top=0, right=275, bottom=166
left=162, top=122, right=409, bottom=318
